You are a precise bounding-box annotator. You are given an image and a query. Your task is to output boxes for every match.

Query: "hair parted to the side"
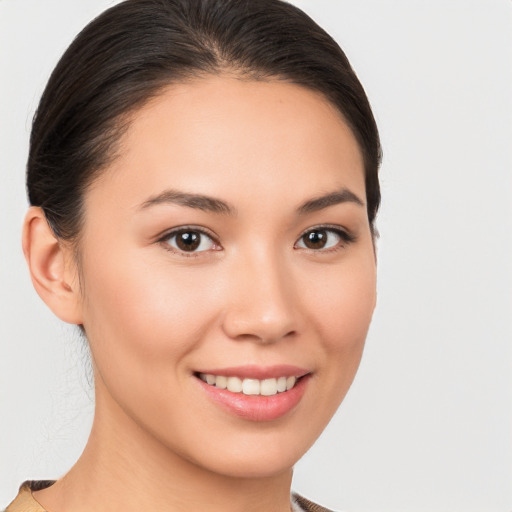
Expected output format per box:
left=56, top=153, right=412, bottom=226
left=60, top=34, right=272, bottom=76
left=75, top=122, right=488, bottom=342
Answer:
left=27, top=0, right=382, bottom=243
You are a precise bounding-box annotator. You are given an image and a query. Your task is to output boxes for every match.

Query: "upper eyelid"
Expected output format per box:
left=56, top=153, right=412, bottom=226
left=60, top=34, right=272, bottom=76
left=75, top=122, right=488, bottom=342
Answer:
left=157, top=226, right=221, bottom=257
left=295, top=224, right=356, bottom=250
left=157, top=225, right=219, bottom=243
left=155, top=223, right=354, bottom=248
left=297, top=223, right=352, bottom=237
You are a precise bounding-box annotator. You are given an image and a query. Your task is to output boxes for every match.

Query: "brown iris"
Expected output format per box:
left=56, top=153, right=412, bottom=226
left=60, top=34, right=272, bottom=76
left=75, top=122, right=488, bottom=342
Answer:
left=302, top=230, right=328, bottom=249
left=175, top=230, right=201, bottom=251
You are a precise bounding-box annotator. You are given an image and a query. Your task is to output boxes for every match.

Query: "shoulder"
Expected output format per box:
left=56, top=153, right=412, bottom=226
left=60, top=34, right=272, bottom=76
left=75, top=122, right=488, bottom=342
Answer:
left=4, top=481, right=55, bottom=512
left=291, top=492, right=337, bottom=512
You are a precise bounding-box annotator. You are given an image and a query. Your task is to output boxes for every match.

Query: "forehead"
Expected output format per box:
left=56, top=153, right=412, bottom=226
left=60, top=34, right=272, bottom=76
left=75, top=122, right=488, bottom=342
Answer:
left=88, top=76, right=366, bottom=212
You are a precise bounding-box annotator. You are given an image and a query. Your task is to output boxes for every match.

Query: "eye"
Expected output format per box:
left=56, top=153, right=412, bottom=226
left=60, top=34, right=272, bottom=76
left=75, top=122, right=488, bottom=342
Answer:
left=295, top=227, right=352, bottom=251
left=162, top=228, right=218, bottom=254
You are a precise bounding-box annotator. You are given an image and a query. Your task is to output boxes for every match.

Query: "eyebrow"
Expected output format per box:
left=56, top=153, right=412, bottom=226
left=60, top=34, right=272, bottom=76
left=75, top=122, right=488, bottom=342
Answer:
left=139, top=190, right=235, bottom=215
left=297, top=188, right=364, bottom=214
left=139, top=187, right=363, bottom=216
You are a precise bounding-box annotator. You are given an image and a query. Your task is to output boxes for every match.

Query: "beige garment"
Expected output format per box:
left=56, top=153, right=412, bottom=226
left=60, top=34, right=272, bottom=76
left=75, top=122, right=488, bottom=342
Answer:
left=4, top=482, right=54, bottom=512
left=4, top=481, right=334, bottom=512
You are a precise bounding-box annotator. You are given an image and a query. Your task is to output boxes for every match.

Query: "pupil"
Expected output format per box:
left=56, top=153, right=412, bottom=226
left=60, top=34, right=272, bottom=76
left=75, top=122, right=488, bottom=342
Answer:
left=305, top=230, right=326, bottom=249
left=177, top=231, right=200, bottom=251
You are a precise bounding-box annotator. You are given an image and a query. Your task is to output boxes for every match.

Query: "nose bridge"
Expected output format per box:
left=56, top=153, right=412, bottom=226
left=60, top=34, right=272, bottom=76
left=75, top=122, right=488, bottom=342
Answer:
left=222, top=244, right=298, bottom=343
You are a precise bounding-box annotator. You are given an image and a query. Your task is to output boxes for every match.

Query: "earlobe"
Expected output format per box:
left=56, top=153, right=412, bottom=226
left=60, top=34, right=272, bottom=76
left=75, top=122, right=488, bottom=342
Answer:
left=22, top=207, right=83, bottom=325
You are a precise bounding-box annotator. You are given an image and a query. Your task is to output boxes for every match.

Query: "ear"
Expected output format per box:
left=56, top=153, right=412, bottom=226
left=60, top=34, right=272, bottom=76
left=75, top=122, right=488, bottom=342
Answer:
left=22, top=207, right=83, bottom=325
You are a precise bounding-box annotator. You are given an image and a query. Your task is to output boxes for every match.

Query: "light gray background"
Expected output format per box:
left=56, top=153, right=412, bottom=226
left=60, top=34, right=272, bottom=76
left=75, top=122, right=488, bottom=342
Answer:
left=1, top=1, right=511, bottom=511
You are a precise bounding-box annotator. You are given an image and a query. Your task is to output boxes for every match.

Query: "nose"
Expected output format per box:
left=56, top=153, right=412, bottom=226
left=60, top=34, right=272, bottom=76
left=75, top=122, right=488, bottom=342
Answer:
left=221, top=251, right=300, bottom=344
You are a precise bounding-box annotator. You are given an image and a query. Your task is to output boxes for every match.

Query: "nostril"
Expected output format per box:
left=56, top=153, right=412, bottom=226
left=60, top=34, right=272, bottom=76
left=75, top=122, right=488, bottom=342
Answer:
left=233, top=329, right=297, bottom=345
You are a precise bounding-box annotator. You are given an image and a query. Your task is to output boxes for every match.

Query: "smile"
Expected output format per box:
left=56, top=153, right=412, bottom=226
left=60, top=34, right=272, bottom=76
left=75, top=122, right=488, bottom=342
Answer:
left=195, top=366, right=310, bottom=421
left=198, top=373, right=298, bottom=396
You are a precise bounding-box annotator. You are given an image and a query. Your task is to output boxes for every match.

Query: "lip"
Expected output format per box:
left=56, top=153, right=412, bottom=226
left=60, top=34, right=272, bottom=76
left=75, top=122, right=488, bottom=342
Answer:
left=194, top=365, right=311, bottom=422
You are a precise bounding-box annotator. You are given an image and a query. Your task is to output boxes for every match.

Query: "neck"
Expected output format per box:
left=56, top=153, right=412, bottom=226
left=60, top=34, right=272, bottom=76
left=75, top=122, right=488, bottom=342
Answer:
left=34, top=378, right=294, bottom=512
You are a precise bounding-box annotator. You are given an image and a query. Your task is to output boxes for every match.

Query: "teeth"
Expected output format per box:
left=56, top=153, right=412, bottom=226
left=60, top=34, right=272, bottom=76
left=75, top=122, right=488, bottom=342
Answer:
left=216, top=375, right=227, bottom=389
left=260, top=378, right=277, bottom=396
left=286, top=376, right=296, bottom=390
left=242, top=379, right=260, bottom=395
left=199, top=373, right=300, bottom=395
left=227, top=376, right=243, bottom=393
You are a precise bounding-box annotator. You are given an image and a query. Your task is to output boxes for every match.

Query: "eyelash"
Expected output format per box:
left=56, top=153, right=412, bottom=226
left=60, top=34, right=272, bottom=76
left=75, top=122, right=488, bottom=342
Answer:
left=158, top=226, right=221, bottom=258
left=295, top=225, right=356, bottom=253
left=157, top=224, right=356, bottom=257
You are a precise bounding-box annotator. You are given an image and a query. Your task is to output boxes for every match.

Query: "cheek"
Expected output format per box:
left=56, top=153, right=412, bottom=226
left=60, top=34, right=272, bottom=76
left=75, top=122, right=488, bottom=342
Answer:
left=78, top=249, right=227, bottom=444
left=303, top=252, right=376, bottom=404
left=79, top=247, right=223, bottom=370
left=308, top=255, right=376, bottom=351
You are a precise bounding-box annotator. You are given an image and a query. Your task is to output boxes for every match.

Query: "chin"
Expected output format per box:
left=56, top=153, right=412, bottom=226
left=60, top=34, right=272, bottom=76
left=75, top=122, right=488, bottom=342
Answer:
left=195, top=448, right=301, bottom=480
left=175, top=426, right=318, bottom=480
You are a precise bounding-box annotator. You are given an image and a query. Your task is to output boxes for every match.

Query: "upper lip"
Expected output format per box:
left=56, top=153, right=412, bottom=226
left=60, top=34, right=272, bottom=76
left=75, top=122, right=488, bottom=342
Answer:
left=194, top=365, right=310, bottom=380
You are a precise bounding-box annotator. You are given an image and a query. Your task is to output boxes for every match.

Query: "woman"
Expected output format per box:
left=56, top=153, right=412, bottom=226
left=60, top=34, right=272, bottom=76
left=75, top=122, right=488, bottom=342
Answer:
left=5, top=0, right=381, bottom=510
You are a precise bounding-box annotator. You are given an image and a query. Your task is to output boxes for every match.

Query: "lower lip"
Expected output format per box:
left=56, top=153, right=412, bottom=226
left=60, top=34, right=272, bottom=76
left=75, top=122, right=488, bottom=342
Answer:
left=196, top=375, right=310, bottom=422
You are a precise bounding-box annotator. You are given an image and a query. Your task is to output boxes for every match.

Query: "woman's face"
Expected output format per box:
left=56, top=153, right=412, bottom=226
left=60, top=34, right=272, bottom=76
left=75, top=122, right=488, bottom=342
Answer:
left=76, top=76, right=376, bottom=478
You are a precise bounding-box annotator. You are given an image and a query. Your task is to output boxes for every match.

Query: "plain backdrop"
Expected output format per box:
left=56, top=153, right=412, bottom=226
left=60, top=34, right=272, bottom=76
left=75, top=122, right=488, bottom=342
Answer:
left=1, top=1, right=511, bottom=511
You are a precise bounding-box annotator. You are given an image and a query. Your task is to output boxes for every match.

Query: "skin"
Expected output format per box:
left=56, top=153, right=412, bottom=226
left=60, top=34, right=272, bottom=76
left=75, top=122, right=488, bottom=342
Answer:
left=23, top=76, right=377, bottom=512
